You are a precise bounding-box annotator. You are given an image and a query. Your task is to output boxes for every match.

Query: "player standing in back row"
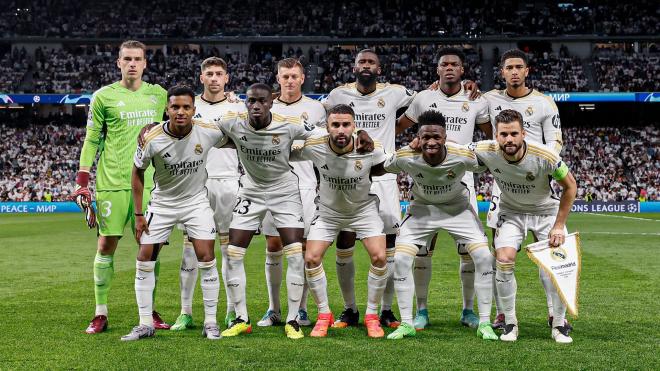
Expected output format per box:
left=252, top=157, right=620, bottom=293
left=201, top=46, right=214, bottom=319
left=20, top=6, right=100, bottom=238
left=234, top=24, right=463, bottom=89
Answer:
left=324, top=49, right=416, bottom=328
left=483, top=49, right=567, bottom=331
left=171, top=57, right=247, bottom=331
left=396, top=47, right=492, bottom=331
left=74, top=40, right=169, bottom=334
left=258, top=58, right=326, bottom=328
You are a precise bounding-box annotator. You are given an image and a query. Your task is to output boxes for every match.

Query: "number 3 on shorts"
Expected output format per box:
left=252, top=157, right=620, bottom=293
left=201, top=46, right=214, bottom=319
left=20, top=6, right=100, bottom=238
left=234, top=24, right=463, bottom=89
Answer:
left=100, top=200, right=112, bottom=218
left=233, top=197, right=251, bottom=215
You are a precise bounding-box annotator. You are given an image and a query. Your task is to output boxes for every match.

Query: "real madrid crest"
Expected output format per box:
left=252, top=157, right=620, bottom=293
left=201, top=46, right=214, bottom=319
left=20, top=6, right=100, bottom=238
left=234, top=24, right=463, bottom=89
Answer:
left=301, top=112, right=309, bottom=121
left=355, top=160, right=363, bottom=171
left=526, top=172, right=535, bottom=181
left=550, top=247, right=568, bottom=262
left=272, top=134, right=281, bottom=145
left=461, top=102, right=470, bottom=112
left=447, top=169, right=456, bottom=178
left=377, top=98, right=385, bottom=108
left=150, top=95, right=158, bottom=105
left=525, top=106, right=534, bottom=116
left=194, top=144, right=203, bottom=155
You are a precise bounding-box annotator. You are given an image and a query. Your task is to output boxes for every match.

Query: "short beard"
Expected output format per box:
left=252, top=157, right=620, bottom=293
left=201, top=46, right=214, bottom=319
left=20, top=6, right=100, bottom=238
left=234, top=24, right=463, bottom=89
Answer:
left=357, top=72, right=377, bottom=86
left=500, top=142, right=522, bottom=156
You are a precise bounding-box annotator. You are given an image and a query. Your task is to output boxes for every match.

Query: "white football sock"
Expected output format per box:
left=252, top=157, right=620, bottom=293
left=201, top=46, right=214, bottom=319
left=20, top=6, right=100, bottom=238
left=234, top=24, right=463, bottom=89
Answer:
left=180, top=240, right=198, bottom=315
left=468, top=243, right=494, bottom=323
left=539, top=267, right=555, bottom=316
left=380, top=247, right=396, bottom=311
left=264, top=250, right=283, bottom=313
left=394, top=244, right=417, bottom=326
left=305, top=264, right=330, bottom=313
left=198, top=259, right=220, bottom=325
left=300, top=279, right=309, bottom=311
left=135, top=260, right=156, bottom=327
left=283, top=243, right=304, bottom=322
left=367, top=264, right=388, bottom=315
left=459, top=253, right=476, bottom=311
left=226, top=245, right=248, bottom=321
left=219, top=240, right=233, bottom=314
left=540, top=269, right=567, bottom=327
left=495, top=260, right=517, bottom=325
left=414, top=255, right=432, bottom=311
left=336, top=246, right=357, bottom=311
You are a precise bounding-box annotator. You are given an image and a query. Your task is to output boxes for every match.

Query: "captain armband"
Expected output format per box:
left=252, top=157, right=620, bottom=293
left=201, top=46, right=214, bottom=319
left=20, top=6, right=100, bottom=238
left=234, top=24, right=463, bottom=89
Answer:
left=552, top=161, right=569, bottom=181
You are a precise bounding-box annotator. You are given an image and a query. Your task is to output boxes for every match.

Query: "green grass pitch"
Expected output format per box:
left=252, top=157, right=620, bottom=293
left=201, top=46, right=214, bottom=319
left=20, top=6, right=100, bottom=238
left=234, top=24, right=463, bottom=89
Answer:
left=1, top=212, right=659, bottom=370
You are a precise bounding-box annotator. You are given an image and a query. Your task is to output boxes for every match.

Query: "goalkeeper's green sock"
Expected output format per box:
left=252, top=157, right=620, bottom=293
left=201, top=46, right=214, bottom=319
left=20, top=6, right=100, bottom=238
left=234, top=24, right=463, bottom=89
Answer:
left=94, top=253, right=114, bottom=316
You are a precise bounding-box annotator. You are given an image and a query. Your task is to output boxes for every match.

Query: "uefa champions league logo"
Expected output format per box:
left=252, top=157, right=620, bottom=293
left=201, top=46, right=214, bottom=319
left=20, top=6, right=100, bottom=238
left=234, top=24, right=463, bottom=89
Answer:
left=626, top=203, right=638, bottom=213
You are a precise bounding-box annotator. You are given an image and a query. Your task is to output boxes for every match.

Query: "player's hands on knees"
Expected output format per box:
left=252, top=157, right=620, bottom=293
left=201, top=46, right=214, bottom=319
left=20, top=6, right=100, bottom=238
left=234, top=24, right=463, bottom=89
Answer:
left=135, top=216, right=149, bottom=243
left=73, top=171, right=97, bottom=228
left=137, top=122, right=159, bottom=147
left=548, top=227, right=565, bottom=247
left=462, top=80, right=481, bottom=100
left=356, top=130, right=374, bottom=153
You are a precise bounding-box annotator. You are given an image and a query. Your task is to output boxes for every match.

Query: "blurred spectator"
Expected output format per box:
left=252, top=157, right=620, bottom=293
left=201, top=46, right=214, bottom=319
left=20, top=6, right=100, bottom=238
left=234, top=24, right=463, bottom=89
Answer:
left=0, top=0, right=656, bottom=38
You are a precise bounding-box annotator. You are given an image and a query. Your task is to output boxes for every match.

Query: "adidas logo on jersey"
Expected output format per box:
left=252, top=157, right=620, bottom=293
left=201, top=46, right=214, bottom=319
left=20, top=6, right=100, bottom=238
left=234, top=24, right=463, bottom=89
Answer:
left=349, top=102, right=355, bottom=107
left=298, top=217, right=304, bottom=222
left=239, top=136, right=248, bottom=141
left=116, top=101, right=126, bottom=107
left=429, top=103, right=437, bottom=108
left=193, top=113, right=202, bottom=118
left=416, top=173, right=424, bottom=178
left=494, top=168, right=502, bottom=173
left=495, top=105, right=502, bottom=111
left=163, top=152, right=172, bottom=158
left=321, top=164, right=329, bottom=170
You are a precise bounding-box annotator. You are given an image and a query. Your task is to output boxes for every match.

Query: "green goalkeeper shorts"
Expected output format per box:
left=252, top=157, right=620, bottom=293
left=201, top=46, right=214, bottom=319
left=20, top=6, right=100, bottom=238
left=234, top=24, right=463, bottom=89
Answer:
left=95, top=189, right=151, bottom=237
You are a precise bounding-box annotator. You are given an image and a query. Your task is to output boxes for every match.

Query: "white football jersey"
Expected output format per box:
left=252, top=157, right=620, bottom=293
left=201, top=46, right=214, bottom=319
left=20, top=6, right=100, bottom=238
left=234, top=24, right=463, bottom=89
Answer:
left=291, top=136, right=388, bottom=217
left=484, top=89, right=563, bottom=153
left=218, top=111, right=321, bottom=190
left=135, top=120, right=226, bottom=212
left=404, top=85, right=490, bottom=144
left=194, top=95, right=247, bottom=179
left=272, top=96, right=327, bottom=190
left=472, top=140, right=568, bottom=215
left=384, top=143, right=483, bottom=207
left=324, top=82, right=416, bottom=181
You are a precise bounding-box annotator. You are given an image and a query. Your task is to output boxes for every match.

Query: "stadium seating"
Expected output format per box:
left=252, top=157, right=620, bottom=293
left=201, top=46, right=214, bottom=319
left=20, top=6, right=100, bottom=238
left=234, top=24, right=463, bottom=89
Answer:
left=592, top=50, right=660, bottom=92
left=3, top=44, right=657, bottom=94
left=1, top=0, right=657, bottom=38
left=2, top=122, right=656, bottom=202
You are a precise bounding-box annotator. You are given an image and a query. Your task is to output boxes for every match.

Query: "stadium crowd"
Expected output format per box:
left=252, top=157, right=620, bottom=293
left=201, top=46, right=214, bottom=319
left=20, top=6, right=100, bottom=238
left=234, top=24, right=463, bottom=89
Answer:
left=592, top=50, right=660, bottom=92
left=0, top=116, right=90, bottom=202
left=3, top=44, right=657, bottom=95
left=314, top=45, right=482, bottom=93
left=2, top=120, right=657, bottom=203
left=1, top=0, right=657, bottom=38
left=492, top=47, right=589, bottom=92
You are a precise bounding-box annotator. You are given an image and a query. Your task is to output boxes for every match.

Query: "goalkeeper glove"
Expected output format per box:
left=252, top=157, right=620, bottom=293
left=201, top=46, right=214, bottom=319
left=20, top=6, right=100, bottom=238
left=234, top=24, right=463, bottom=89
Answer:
left=73, top=170, right=97, bottom=229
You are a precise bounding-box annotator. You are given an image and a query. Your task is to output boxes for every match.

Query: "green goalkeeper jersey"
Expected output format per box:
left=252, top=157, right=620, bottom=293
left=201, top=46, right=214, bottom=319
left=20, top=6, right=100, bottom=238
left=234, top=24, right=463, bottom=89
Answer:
left=79, top=81, right=167, bottom=191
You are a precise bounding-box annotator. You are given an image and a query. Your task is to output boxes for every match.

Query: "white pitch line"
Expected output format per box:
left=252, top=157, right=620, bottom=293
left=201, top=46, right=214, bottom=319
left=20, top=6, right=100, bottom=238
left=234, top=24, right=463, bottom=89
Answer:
left=585, top=213, right=660, bottom=222
left=581, top=232, right=660, bottom=236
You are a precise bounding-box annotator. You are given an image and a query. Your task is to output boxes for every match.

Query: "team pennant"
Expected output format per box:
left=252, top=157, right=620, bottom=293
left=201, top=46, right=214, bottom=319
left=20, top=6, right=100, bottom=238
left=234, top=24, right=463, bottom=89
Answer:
left=526, top=232, right=582, bottom=316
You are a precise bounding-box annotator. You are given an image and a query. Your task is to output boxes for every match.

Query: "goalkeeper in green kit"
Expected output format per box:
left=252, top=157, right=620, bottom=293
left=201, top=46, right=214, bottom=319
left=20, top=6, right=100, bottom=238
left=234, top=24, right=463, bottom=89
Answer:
left=74, top=40, right=170, bottom=334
